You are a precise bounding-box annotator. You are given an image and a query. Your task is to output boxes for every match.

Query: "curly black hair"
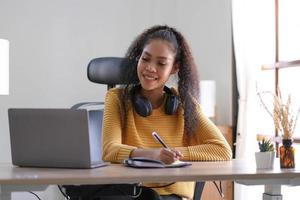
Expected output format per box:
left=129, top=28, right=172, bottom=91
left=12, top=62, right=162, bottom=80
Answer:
left=119, top=25, right=200, bottom=135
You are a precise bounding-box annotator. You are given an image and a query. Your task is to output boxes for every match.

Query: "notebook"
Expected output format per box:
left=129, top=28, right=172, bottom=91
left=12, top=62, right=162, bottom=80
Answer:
left=123, top=157, right=192, bottom=168
left=8, top=108, right=108, bottom=168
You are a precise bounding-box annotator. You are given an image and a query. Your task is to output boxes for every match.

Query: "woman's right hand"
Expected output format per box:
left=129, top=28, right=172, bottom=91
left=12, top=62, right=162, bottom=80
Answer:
left=153, top=148, right=183, bottom=164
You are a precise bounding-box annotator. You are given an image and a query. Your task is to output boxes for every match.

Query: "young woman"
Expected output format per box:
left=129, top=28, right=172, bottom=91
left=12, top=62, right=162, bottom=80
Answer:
left=102, top=25, right=232, bottom=200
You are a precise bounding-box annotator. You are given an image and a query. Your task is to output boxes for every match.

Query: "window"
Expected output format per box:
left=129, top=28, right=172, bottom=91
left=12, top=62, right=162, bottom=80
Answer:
left=259, top=0, right=300, bottom=139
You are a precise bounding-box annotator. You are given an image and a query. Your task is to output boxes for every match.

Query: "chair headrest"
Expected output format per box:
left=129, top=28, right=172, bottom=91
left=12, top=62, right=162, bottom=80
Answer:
left=87, top=57, right=128, bottom=86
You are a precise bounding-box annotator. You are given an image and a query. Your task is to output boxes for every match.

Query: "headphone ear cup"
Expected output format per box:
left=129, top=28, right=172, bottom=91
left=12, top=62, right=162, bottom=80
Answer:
left=165, top=94, right=179, bottom=115
left=133, top=96, right=152, bottom=117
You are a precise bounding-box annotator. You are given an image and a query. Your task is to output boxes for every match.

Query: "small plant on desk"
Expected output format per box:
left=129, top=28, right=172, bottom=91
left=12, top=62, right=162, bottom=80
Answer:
left=258, top=139, right=275, bottom=152
left=255, top=139, right=275, bottom=169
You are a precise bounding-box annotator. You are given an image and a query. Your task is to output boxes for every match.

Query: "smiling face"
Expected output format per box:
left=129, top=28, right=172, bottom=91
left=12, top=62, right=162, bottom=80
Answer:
left=137, top=39, right=178, bottom=94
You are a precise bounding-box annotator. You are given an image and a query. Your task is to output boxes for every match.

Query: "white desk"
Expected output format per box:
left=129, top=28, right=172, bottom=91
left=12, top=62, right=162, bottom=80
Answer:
left=1, top=160, right=300, bottom=200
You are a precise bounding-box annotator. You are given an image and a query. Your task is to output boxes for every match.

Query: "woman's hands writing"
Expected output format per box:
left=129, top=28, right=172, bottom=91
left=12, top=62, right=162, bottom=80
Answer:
left=130, top=148, right=183, bottom=164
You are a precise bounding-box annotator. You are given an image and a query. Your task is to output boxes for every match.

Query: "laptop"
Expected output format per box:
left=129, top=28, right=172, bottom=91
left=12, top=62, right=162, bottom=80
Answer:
left=8, top=108, right=108, bottom=168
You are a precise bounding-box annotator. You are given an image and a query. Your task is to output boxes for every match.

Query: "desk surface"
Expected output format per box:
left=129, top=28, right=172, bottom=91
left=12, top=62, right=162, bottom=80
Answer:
left=1, top=159, right=300, bottom=186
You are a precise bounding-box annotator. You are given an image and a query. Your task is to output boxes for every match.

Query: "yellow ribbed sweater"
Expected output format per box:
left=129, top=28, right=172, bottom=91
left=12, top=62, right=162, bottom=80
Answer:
left=102, top=88, right=232, bottom=199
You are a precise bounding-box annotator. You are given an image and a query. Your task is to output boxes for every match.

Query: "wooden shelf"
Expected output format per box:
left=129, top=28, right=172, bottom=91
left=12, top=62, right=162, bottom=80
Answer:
left=262, top=60, right=300, bottom=70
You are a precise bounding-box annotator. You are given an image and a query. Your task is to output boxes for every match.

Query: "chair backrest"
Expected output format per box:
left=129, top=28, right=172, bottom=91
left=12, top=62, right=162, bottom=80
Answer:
left=87, top=57, right=127, bottom=89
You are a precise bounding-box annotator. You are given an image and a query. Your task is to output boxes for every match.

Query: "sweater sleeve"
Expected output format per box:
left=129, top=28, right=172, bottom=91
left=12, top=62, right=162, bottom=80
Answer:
left=175, top=105, right=232, bottom=161
left=102, top=89, right=137, bottom=163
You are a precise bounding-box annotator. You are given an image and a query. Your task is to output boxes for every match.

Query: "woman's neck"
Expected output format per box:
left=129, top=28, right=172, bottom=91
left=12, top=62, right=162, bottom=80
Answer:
left=140, top=87, right=165, bottom=109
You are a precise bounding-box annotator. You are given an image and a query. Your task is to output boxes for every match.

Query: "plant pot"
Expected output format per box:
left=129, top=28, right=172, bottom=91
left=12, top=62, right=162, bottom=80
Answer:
left=255, top=151, right=275, bottom=169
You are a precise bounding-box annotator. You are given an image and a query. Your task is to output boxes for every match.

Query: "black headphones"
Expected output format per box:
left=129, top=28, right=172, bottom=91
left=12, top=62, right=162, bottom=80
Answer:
left=131, top=85, right=180, bottom=117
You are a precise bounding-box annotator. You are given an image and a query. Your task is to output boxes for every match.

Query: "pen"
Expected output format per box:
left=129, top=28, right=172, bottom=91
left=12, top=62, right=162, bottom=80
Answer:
left=152, top=132, right=169, bottom=149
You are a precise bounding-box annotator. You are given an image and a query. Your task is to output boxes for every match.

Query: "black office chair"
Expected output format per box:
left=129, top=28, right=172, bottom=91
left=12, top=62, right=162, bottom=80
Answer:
left=85, top=57, right=205, bottom=200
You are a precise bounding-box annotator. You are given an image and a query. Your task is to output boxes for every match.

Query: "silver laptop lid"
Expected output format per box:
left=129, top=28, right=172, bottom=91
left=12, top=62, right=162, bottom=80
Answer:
left=8, top=108, right=104, bottom=168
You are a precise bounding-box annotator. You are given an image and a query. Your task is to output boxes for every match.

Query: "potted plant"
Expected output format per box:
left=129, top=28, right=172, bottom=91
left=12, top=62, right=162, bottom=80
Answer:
left=255, top=139, right=275, bottom=169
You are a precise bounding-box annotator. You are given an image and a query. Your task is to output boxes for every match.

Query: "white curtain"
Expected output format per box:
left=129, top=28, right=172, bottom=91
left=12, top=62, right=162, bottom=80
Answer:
left=232, top=0, right=275, bottom=199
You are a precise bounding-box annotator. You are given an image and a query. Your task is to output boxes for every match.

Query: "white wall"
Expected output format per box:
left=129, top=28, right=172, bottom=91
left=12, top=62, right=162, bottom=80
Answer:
left=0, top=0, right=232, bottom=198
